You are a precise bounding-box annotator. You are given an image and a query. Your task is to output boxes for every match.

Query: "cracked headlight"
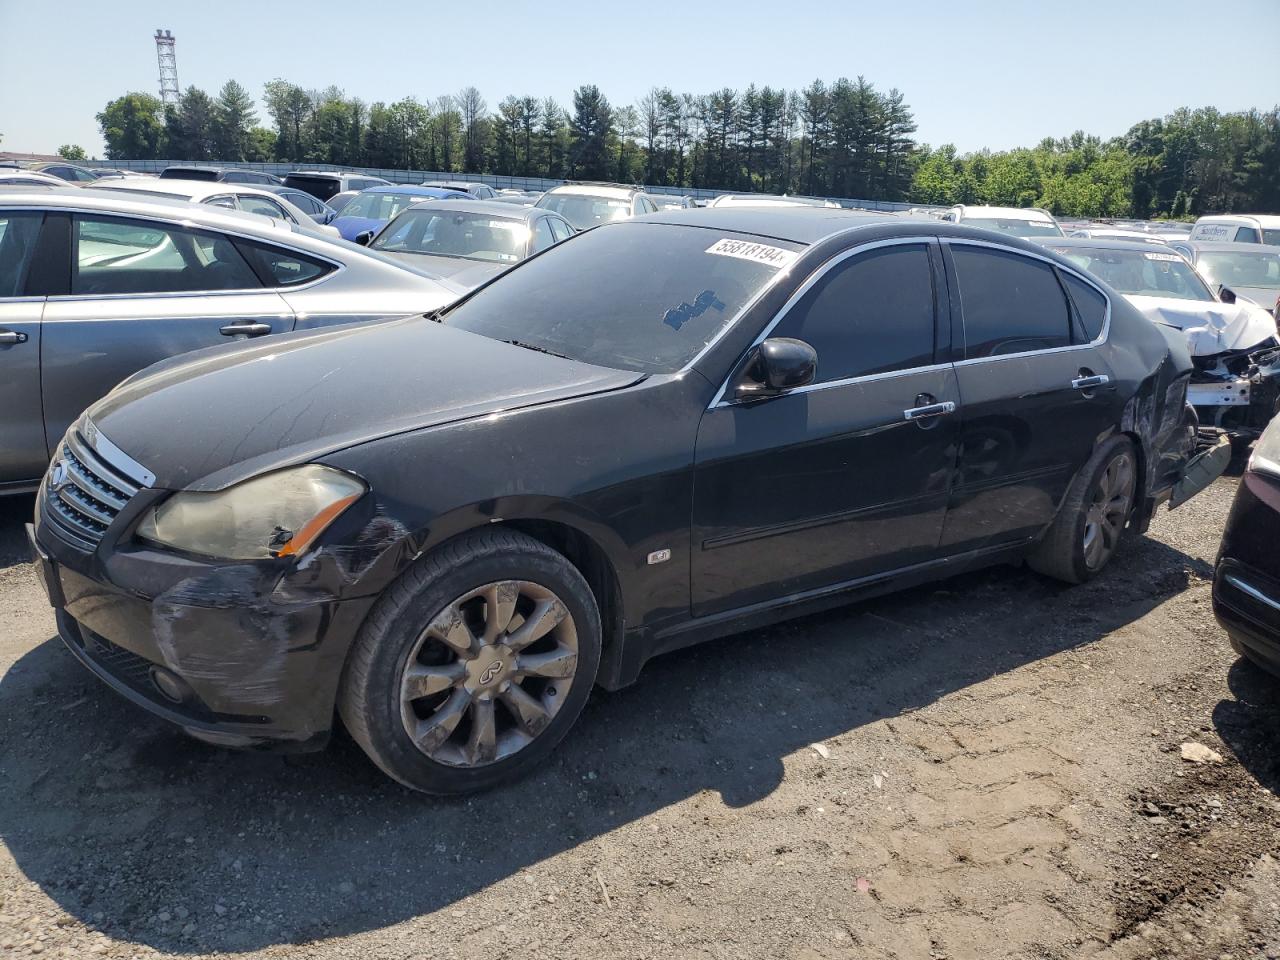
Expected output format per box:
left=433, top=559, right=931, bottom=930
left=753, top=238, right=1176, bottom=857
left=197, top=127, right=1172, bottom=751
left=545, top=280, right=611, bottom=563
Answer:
left=136, top=464, right=366, bottom=560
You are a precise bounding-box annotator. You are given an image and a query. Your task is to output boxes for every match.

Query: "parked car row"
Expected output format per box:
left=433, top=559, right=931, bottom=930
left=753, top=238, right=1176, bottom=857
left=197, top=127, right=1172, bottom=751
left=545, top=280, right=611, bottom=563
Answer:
left=12, top=183, right=1240, bottom=792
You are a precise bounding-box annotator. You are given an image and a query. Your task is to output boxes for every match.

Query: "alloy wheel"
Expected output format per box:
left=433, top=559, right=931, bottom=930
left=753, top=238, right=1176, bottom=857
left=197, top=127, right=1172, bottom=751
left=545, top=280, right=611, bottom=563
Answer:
left=399, top=580, right=579, bottom=768
left=1082, top=451, right=1135, bottom=571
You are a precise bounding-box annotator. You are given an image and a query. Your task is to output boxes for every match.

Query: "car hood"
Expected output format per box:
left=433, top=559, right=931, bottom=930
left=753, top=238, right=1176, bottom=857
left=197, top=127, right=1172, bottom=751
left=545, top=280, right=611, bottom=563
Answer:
left=332, top=215, right=388, bottom=241
left=1125, top=295, right=1278, bottom=356
left=380, top=252, right=510, bottom=290
left=88, top=318, right=641, bottom=492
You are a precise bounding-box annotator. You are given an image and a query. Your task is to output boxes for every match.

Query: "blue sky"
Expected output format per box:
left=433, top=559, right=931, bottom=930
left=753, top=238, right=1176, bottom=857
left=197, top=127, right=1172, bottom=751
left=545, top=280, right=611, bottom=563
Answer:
left=3, top=0, right=1278, bottom=157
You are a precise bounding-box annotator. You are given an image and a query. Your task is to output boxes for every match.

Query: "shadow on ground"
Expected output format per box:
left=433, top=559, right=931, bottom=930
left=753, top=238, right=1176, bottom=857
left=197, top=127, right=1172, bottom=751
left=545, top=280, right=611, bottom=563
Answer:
left=0, top=522, right=1214, bottom=954
left=1213, top=657, right=1280, bottom=795
left=0, top=495, right=34, bottom=571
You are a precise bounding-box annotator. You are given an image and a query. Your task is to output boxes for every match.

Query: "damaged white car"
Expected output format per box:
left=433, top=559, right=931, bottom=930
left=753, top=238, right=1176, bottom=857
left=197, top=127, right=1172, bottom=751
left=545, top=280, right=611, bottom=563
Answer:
left=1041, top=237, right=1280, bottom=442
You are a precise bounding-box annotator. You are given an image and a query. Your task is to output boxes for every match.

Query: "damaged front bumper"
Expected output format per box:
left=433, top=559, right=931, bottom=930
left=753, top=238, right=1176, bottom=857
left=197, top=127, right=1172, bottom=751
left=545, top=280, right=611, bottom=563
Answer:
left=1189, top=343, right=1280, bottom=438
left=28, top=510, right=376, bottom=752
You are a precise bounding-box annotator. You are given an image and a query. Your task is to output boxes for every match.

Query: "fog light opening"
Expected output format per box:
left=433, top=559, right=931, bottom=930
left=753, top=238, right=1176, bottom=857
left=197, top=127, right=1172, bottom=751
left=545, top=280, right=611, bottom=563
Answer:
left=149, top=666, right=190, bottom=704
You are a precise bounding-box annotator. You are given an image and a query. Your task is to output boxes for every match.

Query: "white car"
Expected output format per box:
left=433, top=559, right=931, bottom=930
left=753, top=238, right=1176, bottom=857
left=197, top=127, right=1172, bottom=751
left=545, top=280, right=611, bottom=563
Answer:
left=1170, top=240, right=1280, bottom=317
left=1039, top=236, right=1279, bottom=439
left=534, top=183, right=660, bottom=231
left=1189, top=214, right=1280, bottom=246
left=92, top=178, right=341, bottom=240
left=943, top=204, right=1063, bottom=238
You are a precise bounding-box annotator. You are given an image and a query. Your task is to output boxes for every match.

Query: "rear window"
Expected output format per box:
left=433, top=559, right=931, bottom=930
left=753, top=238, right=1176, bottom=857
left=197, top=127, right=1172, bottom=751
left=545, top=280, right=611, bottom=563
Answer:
left=536, top=192, right=631, bottom=231
left=160, top=168, right=219, bottom=182
left=283, top=174, right=340, bottom=201
left=445, top=222, right=801, bottom=374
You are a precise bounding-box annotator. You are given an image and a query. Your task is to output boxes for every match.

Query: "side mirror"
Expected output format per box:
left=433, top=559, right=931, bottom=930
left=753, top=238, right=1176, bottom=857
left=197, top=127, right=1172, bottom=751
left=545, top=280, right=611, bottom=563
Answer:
left=1218, top=285, right=1237, bottom=304
left=734, top=337, right=817, bottom=400
left=355, top=230, right=373, bottom=247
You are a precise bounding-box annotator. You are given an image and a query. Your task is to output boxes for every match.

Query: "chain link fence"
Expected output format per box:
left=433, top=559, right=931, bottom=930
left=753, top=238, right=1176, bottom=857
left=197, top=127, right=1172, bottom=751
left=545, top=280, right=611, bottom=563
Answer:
left=84, top=159, right=940, bottom=213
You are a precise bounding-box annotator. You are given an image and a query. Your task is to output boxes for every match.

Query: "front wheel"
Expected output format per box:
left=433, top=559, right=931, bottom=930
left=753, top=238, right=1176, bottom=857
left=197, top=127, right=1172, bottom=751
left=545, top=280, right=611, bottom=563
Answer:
left=1028, top=436, right=1137, bottom=584
left=339, top=529, right=601, bottom=794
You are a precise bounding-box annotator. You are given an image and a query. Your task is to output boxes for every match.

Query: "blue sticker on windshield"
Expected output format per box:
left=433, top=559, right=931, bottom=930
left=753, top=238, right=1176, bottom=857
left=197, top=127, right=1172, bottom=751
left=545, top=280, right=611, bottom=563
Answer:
left=663, top=289, right=725, bottom=330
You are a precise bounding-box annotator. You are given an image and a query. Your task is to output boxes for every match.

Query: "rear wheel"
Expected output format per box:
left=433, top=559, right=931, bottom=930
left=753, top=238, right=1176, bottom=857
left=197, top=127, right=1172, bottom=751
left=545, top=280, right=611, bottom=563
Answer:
left=1028, top=436, right=1137, bottom=584
left=339, top=529, right=601, bottom=794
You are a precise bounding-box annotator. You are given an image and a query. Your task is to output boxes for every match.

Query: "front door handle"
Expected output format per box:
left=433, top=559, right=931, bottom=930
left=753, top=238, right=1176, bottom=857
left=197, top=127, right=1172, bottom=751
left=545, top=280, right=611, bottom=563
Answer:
left=220, top=322, right=274, bottom=337
left=0, top=329, right=29, bottom=345
left=902, top=401, right=956, bottom=421
left=1071, top=374, right=1110, bottom=390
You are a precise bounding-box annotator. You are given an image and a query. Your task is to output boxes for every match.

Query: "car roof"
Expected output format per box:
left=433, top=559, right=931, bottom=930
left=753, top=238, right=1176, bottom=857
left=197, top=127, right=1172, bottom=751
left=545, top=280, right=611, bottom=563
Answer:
left=162, top=164, right=224, bottom=173
left=89, top=178, right=284, bottom=203
left=363, top=184, right=469, bottom=197
left=1176, top=240, right=1280, bottom=252
left=1195, top=214, right=1280, bottom=227
left=423, top=180, right=487, bottom=188
left=637, top=207, right=924, bottom=244
left=1034, top=236, right=1186, bottom=252
left=956, top=205, right=1055, bottom=221
left=0, top=185, right=289, bottom=233
left=544, top=183, right=638, bottom=199
left=399, top=198, right=554, bottom=221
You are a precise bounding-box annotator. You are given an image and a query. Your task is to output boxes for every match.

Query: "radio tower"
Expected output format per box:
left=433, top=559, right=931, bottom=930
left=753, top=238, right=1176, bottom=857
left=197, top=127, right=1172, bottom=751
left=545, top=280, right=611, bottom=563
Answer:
left=154, top=30, right=179, bottom=106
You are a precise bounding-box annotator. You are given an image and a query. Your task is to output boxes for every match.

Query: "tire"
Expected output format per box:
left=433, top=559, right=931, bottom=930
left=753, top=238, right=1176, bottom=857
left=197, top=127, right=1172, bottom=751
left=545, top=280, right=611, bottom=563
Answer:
left=1028, top=436, right=1138, bottom=584
left=339, top=528, right=601, bottom=794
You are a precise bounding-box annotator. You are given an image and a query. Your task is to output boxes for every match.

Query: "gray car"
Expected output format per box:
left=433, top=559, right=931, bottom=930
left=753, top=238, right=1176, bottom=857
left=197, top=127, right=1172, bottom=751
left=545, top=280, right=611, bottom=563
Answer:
left=365, top=199, right=576, bottom=288
left=1169, top=240, right=1280, bottom=317
left=0, top=187, right=464, bottom=493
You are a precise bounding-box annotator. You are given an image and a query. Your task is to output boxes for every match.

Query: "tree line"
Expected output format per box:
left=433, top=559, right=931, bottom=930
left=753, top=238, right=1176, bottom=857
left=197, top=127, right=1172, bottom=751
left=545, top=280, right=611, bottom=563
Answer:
left=93, top=80, right=1280, bottom=218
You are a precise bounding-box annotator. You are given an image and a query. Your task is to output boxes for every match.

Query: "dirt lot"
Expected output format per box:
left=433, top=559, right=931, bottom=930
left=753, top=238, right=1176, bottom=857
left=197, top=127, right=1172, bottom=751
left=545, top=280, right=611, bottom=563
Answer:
left=1, top=467, right=1278, bottom=960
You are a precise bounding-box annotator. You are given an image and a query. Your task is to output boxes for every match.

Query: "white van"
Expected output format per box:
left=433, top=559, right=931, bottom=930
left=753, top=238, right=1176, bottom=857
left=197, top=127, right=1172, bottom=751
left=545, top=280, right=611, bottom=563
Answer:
left=1189, top=214, right=1280, bottom=246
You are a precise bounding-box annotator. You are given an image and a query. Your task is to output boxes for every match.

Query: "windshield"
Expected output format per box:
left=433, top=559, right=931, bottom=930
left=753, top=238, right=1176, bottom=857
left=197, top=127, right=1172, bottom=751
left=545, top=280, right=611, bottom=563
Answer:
left=445, top=222, right=801, bottom=373
left=283, top=175, right=339, bottom=201
left=1047, top=247, right=1213, bottom=301
left=1195, top=250, right=1280, bottom=291
left=964, top=217, right=1064, bottom=238
left=372, top=209, right=528, bottom=262
left=339, top=192, right=431, bottom=222
left=537, top=193, right=630, bottom=230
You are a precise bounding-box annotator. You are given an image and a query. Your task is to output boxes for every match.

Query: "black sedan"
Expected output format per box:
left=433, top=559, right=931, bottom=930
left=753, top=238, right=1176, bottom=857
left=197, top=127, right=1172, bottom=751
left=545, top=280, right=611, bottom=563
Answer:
left=1214, top=415, right=1280, bottom=678
left=28, top=209, right=1227, bottom=794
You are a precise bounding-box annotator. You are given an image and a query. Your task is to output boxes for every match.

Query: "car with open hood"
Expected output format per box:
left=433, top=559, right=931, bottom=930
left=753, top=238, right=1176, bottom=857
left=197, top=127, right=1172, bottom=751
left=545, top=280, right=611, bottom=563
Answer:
left=365, top=199, right=575, bottom=288
left=28, top=208, right=1226, bottom=794
left=1039, top=236, right=1280, bottom=441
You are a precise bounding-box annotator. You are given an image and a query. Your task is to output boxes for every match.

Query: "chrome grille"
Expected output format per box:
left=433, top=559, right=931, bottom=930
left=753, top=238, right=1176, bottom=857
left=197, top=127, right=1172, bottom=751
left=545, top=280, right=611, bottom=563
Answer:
left=44, top=429, right=144, bottom=546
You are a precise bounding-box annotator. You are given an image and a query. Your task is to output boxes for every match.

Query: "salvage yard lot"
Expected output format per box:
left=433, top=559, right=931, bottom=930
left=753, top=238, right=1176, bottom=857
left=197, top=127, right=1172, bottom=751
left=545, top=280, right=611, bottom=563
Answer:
left=0, top=469, right=1277, bottom=960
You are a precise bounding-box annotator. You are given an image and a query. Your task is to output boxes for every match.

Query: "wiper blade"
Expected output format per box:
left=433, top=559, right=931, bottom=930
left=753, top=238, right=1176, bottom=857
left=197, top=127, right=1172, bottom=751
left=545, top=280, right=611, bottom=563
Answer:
left=501, top=339, right=575, bottom=361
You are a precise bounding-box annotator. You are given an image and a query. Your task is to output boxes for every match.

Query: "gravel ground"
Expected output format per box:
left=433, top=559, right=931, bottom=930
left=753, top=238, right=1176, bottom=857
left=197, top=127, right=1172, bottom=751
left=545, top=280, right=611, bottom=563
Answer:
left=0, top=466, right=1277, bottom=960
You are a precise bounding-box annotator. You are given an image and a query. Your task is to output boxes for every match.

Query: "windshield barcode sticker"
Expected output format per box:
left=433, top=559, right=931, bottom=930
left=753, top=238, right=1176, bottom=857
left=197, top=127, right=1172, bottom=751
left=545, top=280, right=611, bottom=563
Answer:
left=705, top=238, right=797, bottom=268
left=1144, top=252, right=1182, bottom=262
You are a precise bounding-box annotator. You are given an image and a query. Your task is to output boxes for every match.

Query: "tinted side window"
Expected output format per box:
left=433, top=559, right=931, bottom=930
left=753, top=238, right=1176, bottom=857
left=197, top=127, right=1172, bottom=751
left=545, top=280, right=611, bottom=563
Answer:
left=1061, top=272, right=1107, bottom=342
left=287, top=192, right=320, bottom=215
left=237, top=194, right=293, bottom=222
left=222, top=171, right=247, bottom=183
left=548, top=217, right=573, bottom=242
left=1234, top=227, right=1259, bottom=243
left=72, top=216, right=261, bottom=295
left=952, top=246, right=1071, bottom=358
left=532, top=218, right=555, bottom=252
left=237, top=240, right=333, bottom=287
left=772, top=244, right=936, bottom=383
left=0, top=212, right=44, bottom=297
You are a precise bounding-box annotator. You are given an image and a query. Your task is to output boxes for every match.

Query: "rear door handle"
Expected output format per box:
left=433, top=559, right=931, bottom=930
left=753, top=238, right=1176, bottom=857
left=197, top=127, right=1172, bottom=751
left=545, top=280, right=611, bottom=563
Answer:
left=220, top=322, right=274, bottom=337
left=0, top=329, right=29, bottom=345
left=1071, top=374, right=1110, bottom=390
left=903, top=401, right=956, bottom=421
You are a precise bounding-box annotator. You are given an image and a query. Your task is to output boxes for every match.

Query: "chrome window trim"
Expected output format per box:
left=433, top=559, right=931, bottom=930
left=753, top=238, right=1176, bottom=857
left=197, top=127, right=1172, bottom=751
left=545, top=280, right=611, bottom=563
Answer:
left=707, top=237, right=936, bottom=409
left=34, top=206, right=345, bottom=301
left=944, top=237, right=1112, bottom=368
